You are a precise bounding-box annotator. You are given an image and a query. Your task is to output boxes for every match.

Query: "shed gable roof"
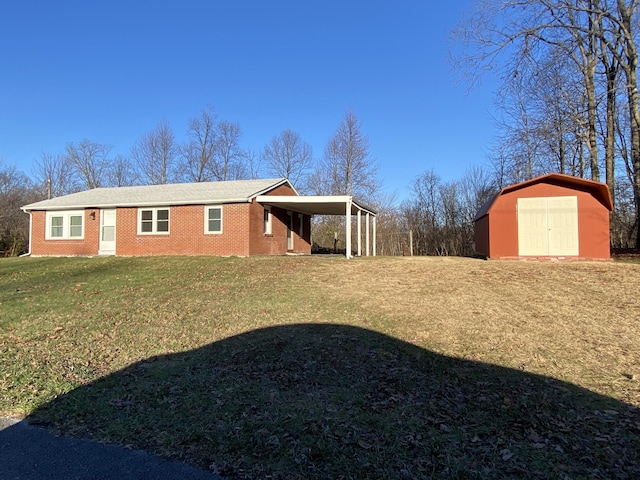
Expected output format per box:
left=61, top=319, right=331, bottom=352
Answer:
left=22, top=178, right=292, bottom=211
left=473, top=173, right=613, bottom=222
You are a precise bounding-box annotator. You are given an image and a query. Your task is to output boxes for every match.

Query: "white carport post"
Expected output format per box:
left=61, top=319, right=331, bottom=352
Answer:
left=345, top=197, right=352, bottom=259
left=357, top=209, right=362, bottom=256
left=372, top=215, right=377, bottom=256
left=365, top=212, right=370, bottom=256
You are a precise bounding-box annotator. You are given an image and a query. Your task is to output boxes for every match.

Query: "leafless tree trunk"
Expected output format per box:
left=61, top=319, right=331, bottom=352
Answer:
left=613, top=0, right=640, bottom=247
left=600, top=29, right=620, bottom=207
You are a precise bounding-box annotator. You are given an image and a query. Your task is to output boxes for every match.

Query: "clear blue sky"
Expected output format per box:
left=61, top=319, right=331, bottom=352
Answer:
left=0, top=0, right=496, bottom=200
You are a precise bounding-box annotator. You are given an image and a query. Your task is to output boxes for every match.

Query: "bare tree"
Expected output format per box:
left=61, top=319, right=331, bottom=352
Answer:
left=180, top=107, right=218, bottom=182
left=108, top=154, right=137, bottom=187
left=607, top=0, right=640, bottom=247
left=0, top=160, right=39, bottom=255
left=316, top=110, right=380, bottom=201
left=212, top=120, right=246, bottom=181
left=130, top=120, right=178, bottom=185
left=490, top=48, right=591, bottom=183
left=32, top=152, right=79, bottom=198
left=401, top=165, right=497, bottom=257
left=459, top=165, right=498, bottom=224
left=308, top=111, right=380, bottom=253
left=242, top=148, right=263, bottom=180
left=65, top=139, right=112, bottom=189
left=370, top=192, right=405, bottom=256
left=262, top=129, right=314, bottom=187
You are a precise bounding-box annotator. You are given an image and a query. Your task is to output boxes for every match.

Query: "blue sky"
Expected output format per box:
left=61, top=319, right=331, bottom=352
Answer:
left=0, top=1, right=497, bottom=199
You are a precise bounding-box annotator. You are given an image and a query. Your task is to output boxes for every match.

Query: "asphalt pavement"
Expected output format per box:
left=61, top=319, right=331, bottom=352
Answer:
left=0, top=417, right=224, bottom=480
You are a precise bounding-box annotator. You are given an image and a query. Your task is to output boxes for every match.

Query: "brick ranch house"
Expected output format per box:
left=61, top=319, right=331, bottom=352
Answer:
left=21, top=178, right=377, bottom=258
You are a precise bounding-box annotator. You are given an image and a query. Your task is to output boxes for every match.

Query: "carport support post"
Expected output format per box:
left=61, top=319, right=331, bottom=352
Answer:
left=346, top=198, right=352, bottom=259
left=366, top=212, right=370, bottom=256
left=373, top=216, right=376, bottom=256
left=357, top=209, right=362, bottom=256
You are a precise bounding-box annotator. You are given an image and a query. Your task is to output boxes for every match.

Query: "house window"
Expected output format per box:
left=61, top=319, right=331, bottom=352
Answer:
left=138, top=208, right=170, bottom=234
left=205, top=206, right=223, bottom=234
left=50, top=216, right=63, bottom=238
left=264, top=207, right=272, bottom=235
left=69, top=215, right=83, bottom=237
left=46, top=211, right=84, bottom=240
left=298, top=213, right=304, bottom=237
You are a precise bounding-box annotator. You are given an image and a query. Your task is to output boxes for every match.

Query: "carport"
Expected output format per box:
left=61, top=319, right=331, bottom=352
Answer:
left=256, top=195, right=377, bottom=258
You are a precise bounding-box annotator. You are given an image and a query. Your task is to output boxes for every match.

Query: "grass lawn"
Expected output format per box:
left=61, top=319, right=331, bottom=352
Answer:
left=1, top=255, right=639, bottom=479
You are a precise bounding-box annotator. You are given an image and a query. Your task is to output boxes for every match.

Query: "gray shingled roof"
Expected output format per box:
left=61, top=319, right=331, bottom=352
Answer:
left=22, top=178, right=290, bottom=211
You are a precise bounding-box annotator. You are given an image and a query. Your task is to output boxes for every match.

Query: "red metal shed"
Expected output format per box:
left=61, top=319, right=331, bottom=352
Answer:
left=474, top=173, right=613, bottom=260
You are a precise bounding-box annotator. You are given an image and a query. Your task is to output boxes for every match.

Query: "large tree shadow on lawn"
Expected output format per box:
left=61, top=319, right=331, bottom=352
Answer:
left=26, top=324, right=640, bottom=479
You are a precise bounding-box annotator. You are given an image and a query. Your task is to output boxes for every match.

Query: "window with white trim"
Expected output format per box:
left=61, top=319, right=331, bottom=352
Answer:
left=46, top=211, right=84, bottom=240
left=138, top=208, right=170, bottom=234
left=264, top=207, right=272, bottom=235
left=205, top=206, right=223, bottom=234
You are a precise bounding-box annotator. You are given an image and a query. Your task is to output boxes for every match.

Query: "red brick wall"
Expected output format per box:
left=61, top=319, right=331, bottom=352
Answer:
left=267, top=183, right=298, bottom=196
left=248, top=183, right=309, bottom=255
left=249, top=200, right=283, bottom=255
left=116, top=204, right=251, bottom=256
left=29, top=209, right=100, bottom=256
left=248, top=200, right=312, bottom=255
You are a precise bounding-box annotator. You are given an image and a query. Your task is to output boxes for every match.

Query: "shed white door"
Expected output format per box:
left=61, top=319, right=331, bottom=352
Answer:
left=99, top=209, right=116, bottom=255
left=517, top=196, right=578, bottom=256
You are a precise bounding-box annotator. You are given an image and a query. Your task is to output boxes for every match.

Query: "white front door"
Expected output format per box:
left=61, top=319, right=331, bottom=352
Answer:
left=99, top=209, right=116, bottom=255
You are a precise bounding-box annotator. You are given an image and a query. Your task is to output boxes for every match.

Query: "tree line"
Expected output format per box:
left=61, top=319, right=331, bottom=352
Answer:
left=452, top=0, right=640, bottom=249
left=0, top=108, right=387, bottom=256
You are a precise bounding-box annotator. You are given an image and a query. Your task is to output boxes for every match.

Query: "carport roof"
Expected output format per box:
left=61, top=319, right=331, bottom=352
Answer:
left=255, top=195, right=377, bottom=216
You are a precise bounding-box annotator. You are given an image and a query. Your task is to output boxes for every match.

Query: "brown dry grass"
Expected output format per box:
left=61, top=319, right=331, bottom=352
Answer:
left=308, top=257, right=640, bottom=405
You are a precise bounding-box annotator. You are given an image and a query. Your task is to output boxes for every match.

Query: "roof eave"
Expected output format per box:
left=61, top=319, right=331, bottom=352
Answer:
left=22, top=197, right=254, bottom=212
left=502, top=173, right=613, bottom=211
left=249, top=178, right=296, bottom=199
